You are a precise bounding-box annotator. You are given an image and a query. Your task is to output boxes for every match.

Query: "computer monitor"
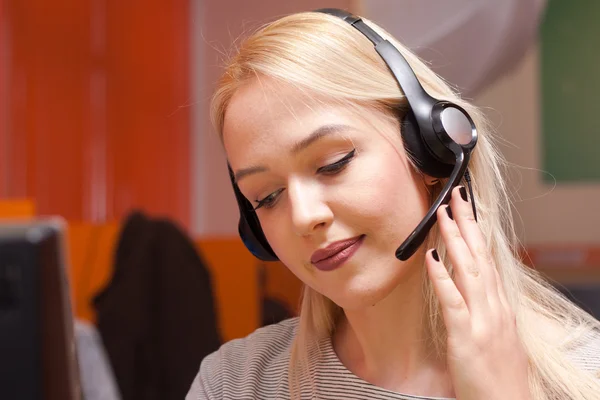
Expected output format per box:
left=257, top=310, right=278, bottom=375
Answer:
left=0, top=219, right=81, bottom=400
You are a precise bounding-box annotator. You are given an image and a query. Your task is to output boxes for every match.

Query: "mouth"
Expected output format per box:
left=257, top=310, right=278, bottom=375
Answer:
left=310, top=235, right=365, bottom=271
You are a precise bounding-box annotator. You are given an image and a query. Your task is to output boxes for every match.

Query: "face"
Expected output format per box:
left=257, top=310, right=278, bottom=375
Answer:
left=223, top=79, right=432, bottom=310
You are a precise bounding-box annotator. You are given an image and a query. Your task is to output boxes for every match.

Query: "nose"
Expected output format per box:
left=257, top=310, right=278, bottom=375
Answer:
left=287, top=178, right=333, bottom=237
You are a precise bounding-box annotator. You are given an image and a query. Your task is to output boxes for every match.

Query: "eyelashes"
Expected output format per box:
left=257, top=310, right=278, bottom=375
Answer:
left=253, top=189, right=282, bottom=211
left=253, top=149, right=356, bottom=211
left=316, top=149, right=356, bottom=175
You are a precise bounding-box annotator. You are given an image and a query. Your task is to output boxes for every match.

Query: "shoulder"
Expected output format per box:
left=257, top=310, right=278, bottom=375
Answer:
left=565, top=327, right=600, bottom=379
left=204, top=317, right=298, bottom=377
left=186, top=318, right=299, bottom=400
left=530, top=311, right=600, bottom=380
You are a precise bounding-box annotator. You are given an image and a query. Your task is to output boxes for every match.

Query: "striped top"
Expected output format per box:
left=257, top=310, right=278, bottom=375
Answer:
left=186, top=318, right=600, bottom=400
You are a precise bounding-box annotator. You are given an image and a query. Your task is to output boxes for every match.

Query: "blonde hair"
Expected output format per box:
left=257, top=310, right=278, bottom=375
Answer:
left=211, top=11, right=600, bottom=400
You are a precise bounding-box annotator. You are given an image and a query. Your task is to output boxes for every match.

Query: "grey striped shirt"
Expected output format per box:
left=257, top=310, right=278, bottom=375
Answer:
left=186, top=318, right=600, bottom=400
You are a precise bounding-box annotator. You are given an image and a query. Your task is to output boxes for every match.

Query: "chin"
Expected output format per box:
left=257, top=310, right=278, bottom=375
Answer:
left=323, top=271, right=403, bottom=311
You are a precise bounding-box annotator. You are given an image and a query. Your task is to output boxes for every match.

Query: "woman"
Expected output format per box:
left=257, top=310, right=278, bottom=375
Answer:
left=187, top=9, right=600, bottom=400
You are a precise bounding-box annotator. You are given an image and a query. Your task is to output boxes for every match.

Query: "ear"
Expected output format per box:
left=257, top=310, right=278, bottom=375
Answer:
left=424, top=175, right=439, bottom=186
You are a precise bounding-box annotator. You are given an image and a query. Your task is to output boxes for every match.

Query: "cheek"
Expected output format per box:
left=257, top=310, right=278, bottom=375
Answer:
left=252, top=150, right=429, bottom=270
left=338, top=152, right=429, bottom=231
left=258, top=212, right=306, bottom=267
left=260, top=224, right=315, bottom=285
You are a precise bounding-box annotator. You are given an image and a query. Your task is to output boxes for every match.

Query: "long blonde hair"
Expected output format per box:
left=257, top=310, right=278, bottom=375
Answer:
left=210, top=11, right=600, bottom=400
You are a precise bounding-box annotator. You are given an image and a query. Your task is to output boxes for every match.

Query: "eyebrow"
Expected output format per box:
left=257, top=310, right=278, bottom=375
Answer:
left=233, top=124, right=352, bottom=182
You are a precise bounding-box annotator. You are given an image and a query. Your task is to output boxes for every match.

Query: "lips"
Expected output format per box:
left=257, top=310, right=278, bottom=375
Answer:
left=311, top=235, right=363, bottom=264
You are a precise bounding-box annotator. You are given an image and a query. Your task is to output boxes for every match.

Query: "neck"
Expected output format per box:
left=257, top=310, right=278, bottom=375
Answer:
left=332, top=257, right=453, bottom=397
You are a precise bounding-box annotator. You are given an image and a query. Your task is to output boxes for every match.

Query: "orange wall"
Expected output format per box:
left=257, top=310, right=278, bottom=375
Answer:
left=0, top=0, right=6, bottom=196
left=2, top=0, right=190, bottom=227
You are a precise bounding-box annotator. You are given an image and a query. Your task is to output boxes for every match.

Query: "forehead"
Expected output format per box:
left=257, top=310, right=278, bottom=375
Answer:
left=223, top=79, right=403, bottom=170
left=222, top=79, right=381, bottom=169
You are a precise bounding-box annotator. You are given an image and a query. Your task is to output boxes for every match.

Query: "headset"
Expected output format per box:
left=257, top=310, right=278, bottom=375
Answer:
left=228, top=8, right=478, bottom=262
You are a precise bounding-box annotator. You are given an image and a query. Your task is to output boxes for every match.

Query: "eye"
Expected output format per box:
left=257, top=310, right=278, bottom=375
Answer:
left=252, top=149, right=356, bottom=211
left=254, top=188, right=284, bottom=210
left=317, top=149, right=356, bottom=175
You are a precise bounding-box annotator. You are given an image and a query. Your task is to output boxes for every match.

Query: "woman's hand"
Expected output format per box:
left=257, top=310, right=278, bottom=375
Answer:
left=426, top=186, right=530, bottom=400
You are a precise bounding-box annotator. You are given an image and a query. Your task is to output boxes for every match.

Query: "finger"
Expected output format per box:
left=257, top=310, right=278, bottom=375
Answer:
left=492, top=264, right=513, bottom=314
left=437, top=203, right=488, bottom=317
left=449, top=186, right=502, bottom=312
left=426, top=249, right=470, bottom=335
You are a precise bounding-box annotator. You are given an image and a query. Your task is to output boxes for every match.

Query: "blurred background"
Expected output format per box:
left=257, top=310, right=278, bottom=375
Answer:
left=1, top=0, right=599, bottom=399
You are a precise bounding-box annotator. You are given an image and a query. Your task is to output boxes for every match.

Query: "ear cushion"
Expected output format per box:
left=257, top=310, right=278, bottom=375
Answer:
left=228, top=165, right=279, bottom=261
left=400, top=111, right=454, bottom=178
left=238, top=212, right=278, bottom=261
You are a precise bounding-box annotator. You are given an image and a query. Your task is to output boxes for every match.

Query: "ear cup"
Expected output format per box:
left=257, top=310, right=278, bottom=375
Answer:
left=238, top=210, right=278, bottom=261
left=228, top=165, right=279, bottom=261
left=400, top=111, right=454, bottom=178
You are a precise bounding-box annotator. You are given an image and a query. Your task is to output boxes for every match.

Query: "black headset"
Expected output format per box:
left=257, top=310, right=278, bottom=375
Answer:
left=228, top=8, right=478, bottom=262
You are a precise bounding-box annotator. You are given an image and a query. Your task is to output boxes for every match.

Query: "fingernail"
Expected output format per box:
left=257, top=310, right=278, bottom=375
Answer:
left=446, top=206, right=453, bottom=220
left=459, top=186, right=468, bottom=202
left=432, top=249, right=440, bottom=262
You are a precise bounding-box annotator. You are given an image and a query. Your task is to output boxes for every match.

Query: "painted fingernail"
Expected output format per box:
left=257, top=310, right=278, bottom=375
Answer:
left=432, top=249, right=440, bottom=262
left=459, top=186, right=468, bottom=202
left=446, top=206, right=453, bottom=220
